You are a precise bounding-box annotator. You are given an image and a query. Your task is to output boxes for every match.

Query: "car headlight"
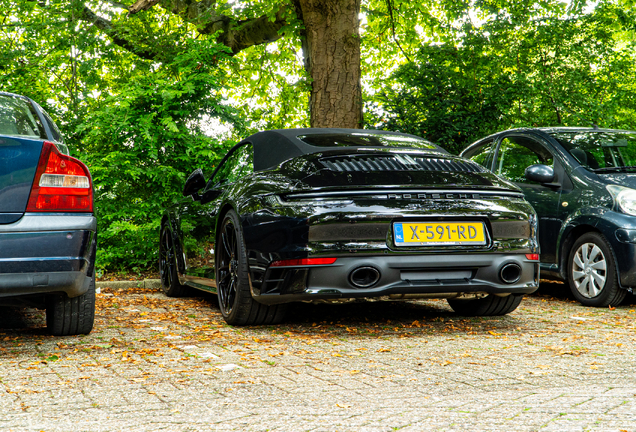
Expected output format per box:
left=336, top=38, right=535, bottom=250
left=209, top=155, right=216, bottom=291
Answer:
left=607, top=185, right=636, bottom=216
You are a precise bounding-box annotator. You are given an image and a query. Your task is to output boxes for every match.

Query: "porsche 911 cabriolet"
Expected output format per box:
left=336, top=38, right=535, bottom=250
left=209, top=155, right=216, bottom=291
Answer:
left=160, top=128, right=539, bottom=325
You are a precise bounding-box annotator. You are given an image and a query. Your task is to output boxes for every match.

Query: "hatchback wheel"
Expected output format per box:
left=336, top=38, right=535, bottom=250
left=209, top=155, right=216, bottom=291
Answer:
left=568, top=232, right=625, bottom=307
left=216, top=210, right=286, bottom=325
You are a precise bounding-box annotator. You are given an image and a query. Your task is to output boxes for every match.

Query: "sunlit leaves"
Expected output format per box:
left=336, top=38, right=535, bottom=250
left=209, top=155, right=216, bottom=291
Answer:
left=4, top=0, right=636, bottom=269
left=76, top=40, right=238, bottom=271
left=368, top=0, right=636, bottom=153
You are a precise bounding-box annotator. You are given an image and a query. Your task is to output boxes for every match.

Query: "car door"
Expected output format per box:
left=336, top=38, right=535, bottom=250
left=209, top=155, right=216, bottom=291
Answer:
left=492, top=134, right=567, bottom=264
left=183, top=143, right=255, bottom=283
left=464, top=139, right=497, bottom=170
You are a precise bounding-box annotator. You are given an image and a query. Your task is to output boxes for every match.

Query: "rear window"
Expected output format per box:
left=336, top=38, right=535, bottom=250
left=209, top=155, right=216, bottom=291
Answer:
left=0, top=95, right=46, bottom=139
left=298, top=133, right=443, bottom=151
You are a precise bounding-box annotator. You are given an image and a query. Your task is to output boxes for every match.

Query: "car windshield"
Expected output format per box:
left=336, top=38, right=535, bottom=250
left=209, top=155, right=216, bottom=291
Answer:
left=0, top=95, right=46, bottom=139
left=298, top=133, right=441, bottom=151
left=551, top=131, right=636, bottom=173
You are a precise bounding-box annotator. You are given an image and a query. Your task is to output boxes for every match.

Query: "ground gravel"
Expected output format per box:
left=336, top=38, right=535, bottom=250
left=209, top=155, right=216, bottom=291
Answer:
left=0, top=282, right=635, bottom=431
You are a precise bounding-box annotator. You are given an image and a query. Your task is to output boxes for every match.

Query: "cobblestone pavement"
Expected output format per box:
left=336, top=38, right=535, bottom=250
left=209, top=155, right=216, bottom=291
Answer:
left=1, top=282, right=636, bottom=431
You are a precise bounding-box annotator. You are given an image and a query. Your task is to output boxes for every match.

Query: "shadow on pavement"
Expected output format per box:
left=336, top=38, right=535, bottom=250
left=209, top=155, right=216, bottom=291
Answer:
left=194, top=288, right=460, bottom=326
left=533, top=279, right=636, bottom=307
left=284, top=298, right=455, bottom=325
left=0, top=306, right=46, bottom=332
left=534, top=280, right=574, bottom=301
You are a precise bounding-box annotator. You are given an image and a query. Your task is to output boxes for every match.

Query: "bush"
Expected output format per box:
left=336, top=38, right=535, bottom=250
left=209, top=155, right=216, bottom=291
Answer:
left=75, top=41, right=239, bottom=272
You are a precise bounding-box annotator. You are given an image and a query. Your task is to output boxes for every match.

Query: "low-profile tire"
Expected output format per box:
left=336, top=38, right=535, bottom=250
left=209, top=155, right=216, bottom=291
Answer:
left=46, top=272, right=95, bottom=336
left=447, top=294, right=523, bottom=316
left=159, top=223, right=189, bottom=297
left=216, top=209, right=287, bottom=326
left=567, top=232, right=626, bottom=307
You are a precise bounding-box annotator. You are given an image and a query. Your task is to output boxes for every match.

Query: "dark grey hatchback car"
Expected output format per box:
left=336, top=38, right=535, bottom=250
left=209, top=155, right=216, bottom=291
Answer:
left=462, top=127, right=636, bottom=307
left=0, top=92, right=96, bottom=335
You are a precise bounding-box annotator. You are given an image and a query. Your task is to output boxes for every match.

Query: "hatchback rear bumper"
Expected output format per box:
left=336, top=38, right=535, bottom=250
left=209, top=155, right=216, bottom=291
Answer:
left=0, top=213, right=96, bottom=299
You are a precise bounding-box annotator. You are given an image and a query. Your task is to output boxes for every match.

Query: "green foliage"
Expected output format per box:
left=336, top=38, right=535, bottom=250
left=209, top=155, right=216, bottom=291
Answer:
left=1, top=0, right=241, bottom=271
left=366, top=42, right=510, bottom=154
left=367, top=0, right=636, bottom=153
left=226, top=37, right=310, bottom=131
left=77, top=41, right=239, bottom=272
left=4, top=0, right=636, bottom=271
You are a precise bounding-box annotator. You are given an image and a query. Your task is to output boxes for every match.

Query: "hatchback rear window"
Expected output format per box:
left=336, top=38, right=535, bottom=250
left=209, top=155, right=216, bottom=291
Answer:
left=0, top=95, right=46, bottom=139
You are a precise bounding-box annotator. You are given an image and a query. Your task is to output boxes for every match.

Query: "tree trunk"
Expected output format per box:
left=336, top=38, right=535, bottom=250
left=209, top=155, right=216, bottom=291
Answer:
left=296, top=0, right=363, bottom=129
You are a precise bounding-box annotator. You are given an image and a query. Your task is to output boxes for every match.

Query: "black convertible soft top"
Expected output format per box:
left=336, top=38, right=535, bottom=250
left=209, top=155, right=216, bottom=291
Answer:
left=240, top=128, right=446, bottom=171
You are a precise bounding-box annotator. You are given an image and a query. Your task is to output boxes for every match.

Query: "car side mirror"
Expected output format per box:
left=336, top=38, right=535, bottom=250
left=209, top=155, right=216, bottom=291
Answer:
left=183, top=169, right=207, bottom=200
left=525, top=164, right=555, bottom=184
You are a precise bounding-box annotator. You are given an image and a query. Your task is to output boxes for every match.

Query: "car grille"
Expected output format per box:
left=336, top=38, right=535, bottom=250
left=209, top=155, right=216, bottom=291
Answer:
left=320, top=155, right=484, bottom=173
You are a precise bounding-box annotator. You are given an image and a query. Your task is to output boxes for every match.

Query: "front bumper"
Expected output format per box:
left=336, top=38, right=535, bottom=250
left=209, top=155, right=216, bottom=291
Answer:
left=252, top=253, right=539, bottom=305
left=610, top=230, right=636, bottom=288
left=588, top=210, right=636, bottom=288
left=0, top=213, right=96, bottom=299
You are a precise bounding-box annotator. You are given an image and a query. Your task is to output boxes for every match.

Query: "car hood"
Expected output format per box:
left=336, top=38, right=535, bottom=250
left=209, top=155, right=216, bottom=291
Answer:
left=598, top=173, right=636, bottom=189
left=270, top=150, right=520, bottom=193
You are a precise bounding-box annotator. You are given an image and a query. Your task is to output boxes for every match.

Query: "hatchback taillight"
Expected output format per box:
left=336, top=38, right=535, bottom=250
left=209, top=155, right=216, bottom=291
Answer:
left=26, top=141, right=93, bottom=212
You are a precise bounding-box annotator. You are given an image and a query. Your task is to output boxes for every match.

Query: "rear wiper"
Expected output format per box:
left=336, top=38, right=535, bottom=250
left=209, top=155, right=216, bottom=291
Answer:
left=593, top=166, right=636, bottom=173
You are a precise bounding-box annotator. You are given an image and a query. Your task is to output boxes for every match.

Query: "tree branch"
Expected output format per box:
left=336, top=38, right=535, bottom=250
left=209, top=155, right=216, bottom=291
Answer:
left=79, top=5, right=161, bottom=61
left=385, top=0, right=412, bottom=63
left=128, top=0, right=161, bottom=14
left=127, top=0, right=288, bottom=54
left=217, top=9, right=288, bottom=54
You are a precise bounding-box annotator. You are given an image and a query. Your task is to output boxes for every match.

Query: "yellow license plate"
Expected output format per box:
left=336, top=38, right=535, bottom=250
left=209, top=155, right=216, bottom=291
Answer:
left=393, top=222, right=486, bottom=246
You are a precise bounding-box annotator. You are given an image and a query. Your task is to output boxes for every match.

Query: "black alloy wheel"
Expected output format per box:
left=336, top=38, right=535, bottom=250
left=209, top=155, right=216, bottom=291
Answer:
left=159, top=223, right=188, bottom=297
left=216, top=210, right=286, bottom=325
left=447, top=294, right=523, bottom=316
left=568, top=232, right=625, bottom=307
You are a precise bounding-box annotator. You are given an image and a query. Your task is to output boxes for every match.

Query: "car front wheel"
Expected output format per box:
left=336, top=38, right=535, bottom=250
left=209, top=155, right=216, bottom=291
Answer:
left=216, top=210, right=286, bottom=325
left=568, top=232, right=625, bottom=307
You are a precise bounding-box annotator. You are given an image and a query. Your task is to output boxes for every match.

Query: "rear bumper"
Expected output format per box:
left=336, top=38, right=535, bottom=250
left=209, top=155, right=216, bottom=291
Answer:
left=0, top=213, right=96, bottom=299
left=253, top=253, right=539, bottom=305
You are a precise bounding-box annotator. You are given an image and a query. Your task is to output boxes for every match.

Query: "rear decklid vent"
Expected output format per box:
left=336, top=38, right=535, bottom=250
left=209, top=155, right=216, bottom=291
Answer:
left=320, top=155, right=485, bottom=173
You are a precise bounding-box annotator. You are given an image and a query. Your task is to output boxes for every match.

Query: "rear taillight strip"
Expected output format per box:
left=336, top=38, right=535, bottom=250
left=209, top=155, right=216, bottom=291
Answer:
left=270, top=258, right=338, bottom=267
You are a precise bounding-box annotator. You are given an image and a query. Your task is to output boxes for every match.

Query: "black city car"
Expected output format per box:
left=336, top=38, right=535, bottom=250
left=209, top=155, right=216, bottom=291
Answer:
left=161, top=129, right=539, bottom=325
left=462, top=127, right=636, bottom=307
left=0, top=92, right=96, bottom=335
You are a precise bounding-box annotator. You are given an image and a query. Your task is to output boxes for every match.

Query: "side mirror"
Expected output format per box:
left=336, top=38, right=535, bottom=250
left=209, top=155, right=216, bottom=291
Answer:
left=183, top=169, right=207, bottom=199
left=525, top=164, right=555, bottom=184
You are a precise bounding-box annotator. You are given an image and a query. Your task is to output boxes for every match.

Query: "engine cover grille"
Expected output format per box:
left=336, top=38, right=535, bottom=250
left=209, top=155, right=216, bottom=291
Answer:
left=320, top=155, right=484, bottom=173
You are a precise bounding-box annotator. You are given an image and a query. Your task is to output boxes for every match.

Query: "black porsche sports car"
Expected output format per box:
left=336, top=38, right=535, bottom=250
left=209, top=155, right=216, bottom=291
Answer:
left=160, top=129, right=539, bottom=325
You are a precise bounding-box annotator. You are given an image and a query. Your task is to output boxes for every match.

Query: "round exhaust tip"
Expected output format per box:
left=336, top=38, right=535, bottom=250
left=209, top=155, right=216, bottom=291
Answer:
left=349, top=266, right=381, bottom=288
left=500, top=263, right=522, bottom=284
